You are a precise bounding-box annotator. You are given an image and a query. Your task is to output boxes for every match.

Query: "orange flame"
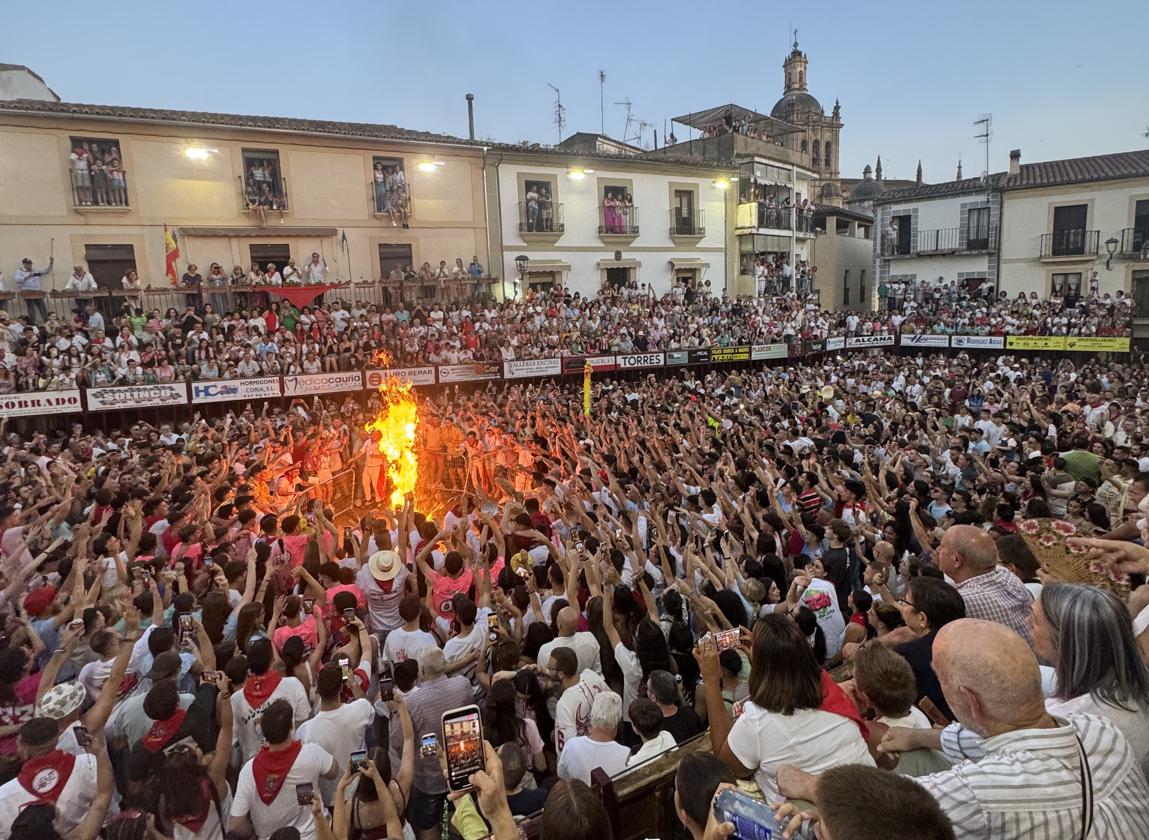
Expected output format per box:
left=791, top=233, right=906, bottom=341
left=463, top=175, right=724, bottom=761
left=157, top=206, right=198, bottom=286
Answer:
left=364, top=375, right=419, bottom=508
left=369, top=349, right=394, bottom=368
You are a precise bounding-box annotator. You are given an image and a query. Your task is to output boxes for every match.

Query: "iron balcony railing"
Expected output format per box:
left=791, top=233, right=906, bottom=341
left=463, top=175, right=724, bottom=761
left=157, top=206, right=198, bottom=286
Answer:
left=242, top=175, right=289, bottom=211
left=796, top=209, right=814, bottom=234
left=1040, top=229, right=1099, bottom=258
left=1120, top=227, right=1149, bottom=259
left=518, top=201, right=564, bottom=233
left=912, top=227, right=1000, bottom=254
left=71, top=165, right=129, bottom=208
left=598, top=204, right=640, bottom=236
left=669, top=208, right=705, bottom=237
left=756, top=205, right=791, bottom=231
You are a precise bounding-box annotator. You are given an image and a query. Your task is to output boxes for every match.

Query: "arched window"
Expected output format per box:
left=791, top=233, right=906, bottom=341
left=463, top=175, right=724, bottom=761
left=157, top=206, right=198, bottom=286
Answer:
left=800, top=139, right=808, bottom=154
left=812, top=139, right=820, bottom=162
left=824, top=142, right=832, bottom=166
left=799, top=70, right=804, bottom=87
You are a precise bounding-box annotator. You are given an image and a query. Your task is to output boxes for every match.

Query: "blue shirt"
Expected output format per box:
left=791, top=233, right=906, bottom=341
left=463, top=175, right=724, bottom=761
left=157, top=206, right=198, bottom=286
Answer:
left=468, top=262, right=484, bottom=278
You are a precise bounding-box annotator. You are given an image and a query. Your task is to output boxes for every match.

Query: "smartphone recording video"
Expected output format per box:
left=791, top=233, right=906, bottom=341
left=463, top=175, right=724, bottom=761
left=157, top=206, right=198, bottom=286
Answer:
left=441, top=705, right=484, bottom=792
left=349, top=749, right=367, bottom=772
left=420, top=733, right=439, bottom=758
left=379, top=662, right=394, bottom=702
left=713, top=628, right=740, bottom=652
left=295, top=782, right=314, bottom=806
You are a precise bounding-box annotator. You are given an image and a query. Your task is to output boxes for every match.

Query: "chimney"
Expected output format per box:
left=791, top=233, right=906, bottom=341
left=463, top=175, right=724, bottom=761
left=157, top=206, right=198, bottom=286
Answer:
left=1009, top=149, right=1021, bottom=176
left=465, top=93, right=475, bottom=141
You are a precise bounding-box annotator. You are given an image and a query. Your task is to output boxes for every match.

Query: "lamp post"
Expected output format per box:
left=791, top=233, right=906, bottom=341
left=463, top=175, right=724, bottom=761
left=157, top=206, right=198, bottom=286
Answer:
left=1105, top=236, right=1119, bottom=271
left=514, top=254, right=528, bottom=300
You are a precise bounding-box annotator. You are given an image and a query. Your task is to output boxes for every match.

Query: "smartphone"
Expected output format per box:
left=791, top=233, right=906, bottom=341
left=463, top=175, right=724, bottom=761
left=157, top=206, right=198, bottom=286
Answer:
left=163, top=735, right=197, bottom=756
left=68, top=619, right=84, bottom=631
left=303, top=598, right=315, bottom=613
left=379, top=662, right=394, bottom=702
left=713, top=788, right=801, bottom=840
left=200, top=670, right=222, bottom=686
left=713, top=628, right=740, bottom=652
left=487, top=612, right=501, bottom=644
left=349, top=748, right=367, bottom=772
left=179, top=613, right=193, bottom=635
left=73, top=725, right=91, bottom=749
left=342, top=607, right=356, bottom=622
left=295, top=782, right=314, bottom=806
left=420, top=732, right=439, bottom=758
left=339, top=656, right=352, bottom=682
left=204, top=556, right=214, bottom=568
left=343, top=527, right=353, bottom=543
left=441, top=704, right=484, bottom=792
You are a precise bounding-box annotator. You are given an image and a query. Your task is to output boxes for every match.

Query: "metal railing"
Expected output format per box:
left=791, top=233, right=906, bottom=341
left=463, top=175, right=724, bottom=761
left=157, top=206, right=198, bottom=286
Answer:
left=880, top=240, right=912, bottom=257
left=1120, top=227, right=1149, bottom=259
left=1040, top=229, right=1099, bottom=258
left=756, top=205, right=791, bottom=231
left=598, top=205, right=640, bottom=236
left=916, top=228, right=961, bottom=253
left=242, top=175, right=289, bottom=212
left=517, top=201, right=564, bottom=234
left=71, top=167, right=129, bottom=208
left=669, top=209, right=705, bottom=237
left=796, top=209, right=814, bottom=234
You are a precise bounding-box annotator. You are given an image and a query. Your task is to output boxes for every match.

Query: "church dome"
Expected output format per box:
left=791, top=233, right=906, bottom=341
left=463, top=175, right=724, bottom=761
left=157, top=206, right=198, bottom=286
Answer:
left=848, top=165, right=882, bottom=202
left=770, top=91, right=823, bottom=120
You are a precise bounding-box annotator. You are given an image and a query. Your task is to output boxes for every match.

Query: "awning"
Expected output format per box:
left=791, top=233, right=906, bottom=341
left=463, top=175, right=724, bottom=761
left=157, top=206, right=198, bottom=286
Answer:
left=522, top=262, right=570, bottom=274
left=669, top=258, right=711, bottom=269
left=672, top=104, right=802, bottom=136
left=595, top=259, right=641, bottom=269
left=178, top=226, right=339, bottom=237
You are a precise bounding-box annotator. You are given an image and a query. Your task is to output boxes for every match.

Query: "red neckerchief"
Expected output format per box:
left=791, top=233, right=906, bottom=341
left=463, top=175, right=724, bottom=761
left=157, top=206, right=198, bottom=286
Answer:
left=339, top=667, right=370, bottom=704
left=17, top=751, right=77, bottom=802
left=252, top=740, right=303, bottom=805
left=818, top=670, right=869, bottom=741
left=243, top=671, right=283, bottom=709
left=173, top=778, right=214, bottom=834
left=143, top=707, right=188, bottom=753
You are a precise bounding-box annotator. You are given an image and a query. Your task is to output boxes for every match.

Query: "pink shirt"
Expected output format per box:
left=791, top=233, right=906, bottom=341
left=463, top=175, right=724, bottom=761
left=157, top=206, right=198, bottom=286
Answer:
left=326, top=583, right=366, bottom=610
left=272, top=615, right=318, bottom=652
left=282, top=534, right=309, bottom=568
left=429, top=568, right=473, bottom=620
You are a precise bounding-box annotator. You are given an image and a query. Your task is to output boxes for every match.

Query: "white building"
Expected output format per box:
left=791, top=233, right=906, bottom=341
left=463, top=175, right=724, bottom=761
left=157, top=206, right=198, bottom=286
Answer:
left=999, top=149, right=1149, bottom=300
left=487, top=149, right=735, bottom=299
left=872, top=174, right=1001, bottom=309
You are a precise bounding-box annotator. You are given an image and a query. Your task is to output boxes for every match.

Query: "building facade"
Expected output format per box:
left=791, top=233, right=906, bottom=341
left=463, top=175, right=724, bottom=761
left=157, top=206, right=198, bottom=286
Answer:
left=999, top=149, right=1149, bottom=301
left=810, top=206, right=874, bottom=310
left=0, top=85, right=490, bottom=308
left=487, top=151, right=735, bottom=299
left=872, top=177, right=1003, bottom=308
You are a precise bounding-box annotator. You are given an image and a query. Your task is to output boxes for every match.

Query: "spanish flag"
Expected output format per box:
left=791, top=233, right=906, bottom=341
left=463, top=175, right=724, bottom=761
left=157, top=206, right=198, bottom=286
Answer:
left=164, top=225, right=180, bottom=287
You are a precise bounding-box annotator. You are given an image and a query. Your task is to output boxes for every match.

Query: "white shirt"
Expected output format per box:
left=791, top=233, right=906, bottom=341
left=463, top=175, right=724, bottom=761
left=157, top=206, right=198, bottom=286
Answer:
left=65, top=272, right=97, bottom=291
left=556, top=736, right=630, bottom=785
left=614, top=642, right=642, bottom=723
left=442, top=610, right=490, bottom=687
left=799, top=578, right=846, bottom=659
left=626, top=730, right=677, bottom=767
left=230, top=676, right=313, bottom=763
left=726, top=704, right=874, bottom=802
left=554, top=670, right=609, bottom=752
left=0, top=752, right=98, bottom=840
left=296, top=699, right=375, bottom=803
left=537, top=632, right=602, bottom=677
left=382, top=627, right=439, bottom=667
left=231, top=742, right=335, bottom=840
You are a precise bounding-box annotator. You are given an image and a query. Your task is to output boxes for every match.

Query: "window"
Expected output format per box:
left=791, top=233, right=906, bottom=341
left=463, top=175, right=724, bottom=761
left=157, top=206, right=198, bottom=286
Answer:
left=242, top=149, right=288, bottom=211
left=1131, top=199, right=1149, bottom=254
left=249, top=244, right=292, bottom=274
left=378, top=243, right=414, bottom=280
left=812, top=140, right=821, bottom=164
left=858, top=224, right=871, bottom=240
left=1133, top=270, right=1149, bottom=318
left=859, top=269, right=867, bottom=305
left=68, top=136, right=128, bottom=207
left=966, top=207, right=990, bottom=250
left=1051, top=272, right=1082, bottom=298
left=600, top=182, right=636, bottom=235
left=800, top=139, right=808, bottom=154
left=672, top=189, right=701, bottom=235
left=526, top=272, right=558, bottom=294
left=371, top=157, right=409, bottom=222
left=886, top=214, right=912, bottom=256
left=83, top=244, right=136, bottom=290
left=836, top=218, right=850, bottom=235
left=843, top=269, right=851, bottom=306
left=1050, top=204, right=1088, bottom=256
left=824, top=142, right=832, bottom=167
left=520, top=177, right=559, bottom=233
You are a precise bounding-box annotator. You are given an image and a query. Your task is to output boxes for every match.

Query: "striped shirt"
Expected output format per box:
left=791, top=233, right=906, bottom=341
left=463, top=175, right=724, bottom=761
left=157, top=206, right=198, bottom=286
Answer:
left=954, top=565, right=1035, bottom=647
left=919, top=714, right=1149, bottom=840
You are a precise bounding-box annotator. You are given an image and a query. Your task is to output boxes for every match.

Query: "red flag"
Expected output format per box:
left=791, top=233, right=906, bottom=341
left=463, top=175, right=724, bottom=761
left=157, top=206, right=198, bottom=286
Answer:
left=164, top=225, right=180, bottom=287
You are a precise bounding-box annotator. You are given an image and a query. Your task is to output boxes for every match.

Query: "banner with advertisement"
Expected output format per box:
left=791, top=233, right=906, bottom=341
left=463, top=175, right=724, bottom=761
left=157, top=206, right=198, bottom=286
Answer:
left=825, top=337, right=846, bottom=352
left=667, top=348, right=711, bottom=366
left=951, top=335, right=1005, bottom=349
left=1064, top=336, right=1131, bottom=353
left=899, top=334, right=950, bottom=348
left=363, top=367, right=437, bottom=389
left=437, top=362, right=502, bottom=383
left=504, top=358, right=563, bottom=380
left=710, top=345, right=751, bottom=363
left=806, top=339, right=827, bottom=354
left=0, top=390, right=83, bottom=418
left=86, top=383, right=188, bottom=412
left=562, top=355, right=618, bottom=374
left=751, top=344, right=789, bottom=360
left=191, top=377, right=282, bottom=404
left=616, top=352, right=665, bottom=369
left=845, top=334, right=895, bottom=348
left=282, top=371, right=364, bottom=397
left=1006, top=336, right=1066, bottom=351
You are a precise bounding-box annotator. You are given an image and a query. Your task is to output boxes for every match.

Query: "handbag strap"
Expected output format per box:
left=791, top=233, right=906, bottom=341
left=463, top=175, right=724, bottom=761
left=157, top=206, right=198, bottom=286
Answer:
left=1074, top=733, right=1094, bottom=840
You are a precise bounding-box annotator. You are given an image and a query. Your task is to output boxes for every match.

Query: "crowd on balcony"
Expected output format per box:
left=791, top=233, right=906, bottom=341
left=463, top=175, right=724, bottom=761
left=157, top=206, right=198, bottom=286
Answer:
left=373, top=161, right=410, bottom=228
left=1, top=323, right=1149, bottom=839
left=68, top=140, right=128, bottom=207
left=602, top=192, right=635, bottom=234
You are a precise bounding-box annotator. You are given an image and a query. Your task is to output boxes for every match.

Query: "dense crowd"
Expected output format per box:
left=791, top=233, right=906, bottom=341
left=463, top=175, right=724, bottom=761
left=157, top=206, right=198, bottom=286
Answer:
left=0, top=266, right=1134, bottom=393
left=1, top=337, right=1149, bottom=840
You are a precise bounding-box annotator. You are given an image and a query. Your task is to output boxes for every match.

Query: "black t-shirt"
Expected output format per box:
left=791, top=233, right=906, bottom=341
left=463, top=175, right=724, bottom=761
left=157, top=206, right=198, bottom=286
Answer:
left=661, top=705, right=704, bottom=745
left=507, top=785, right=549, bottom=818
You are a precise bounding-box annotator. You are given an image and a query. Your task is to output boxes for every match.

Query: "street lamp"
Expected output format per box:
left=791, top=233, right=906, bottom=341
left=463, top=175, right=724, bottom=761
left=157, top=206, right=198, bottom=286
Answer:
left=514, top=254, right=529, bottom=300
left=1105, top=236, right=1119, bottom=271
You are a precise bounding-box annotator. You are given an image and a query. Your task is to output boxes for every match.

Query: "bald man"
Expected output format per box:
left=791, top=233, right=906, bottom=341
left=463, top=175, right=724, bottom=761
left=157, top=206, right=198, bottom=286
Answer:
left=781, top=619, right=1149, bottom=838
left=536, top=606, right=601, bottom=676
left=935, top=524, right=1033, bottom=647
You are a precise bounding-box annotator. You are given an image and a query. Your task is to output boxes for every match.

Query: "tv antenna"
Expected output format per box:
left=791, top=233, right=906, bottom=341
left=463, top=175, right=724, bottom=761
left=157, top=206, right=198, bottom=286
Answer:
left=974, top=114, right=992, bottom=202
left=614, top=98, right=634, bottom=145
left=547, top=83, right=566, bottom=143
left=598, top=70, right=606, bottom=135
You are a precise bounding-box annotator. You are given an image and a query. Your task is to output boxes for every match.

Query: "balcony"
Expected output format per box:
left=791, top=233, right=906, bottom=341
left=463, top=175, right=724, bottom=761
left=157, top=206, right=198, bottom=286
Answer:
left=669, top=209, right=706, bottom=242
left=1120, top=227, right=1149, bottom=260
left=71, top=167, right=130, bottom=213
left=517, top=201, right=565, bottom=243
left=913, top=226, right=999, bottom=255
left=241, top=175, right=289, bottom=221
left=1040, top=229, right=1099, bottom=260
left=796, top=209, right=815, bottom=237
left=880, top=240, right=912, bottom=258
left=598, top=204, right=640, bottom=244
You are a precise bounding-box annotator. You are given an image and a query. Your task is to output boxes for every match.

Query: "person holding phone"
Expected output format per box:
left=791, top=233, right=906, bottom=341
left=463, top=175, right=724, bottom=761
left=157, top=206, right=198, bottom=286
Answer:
left=297, top=662, right=375, bottom=805
left=228, top=699, right=338, bottom=840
